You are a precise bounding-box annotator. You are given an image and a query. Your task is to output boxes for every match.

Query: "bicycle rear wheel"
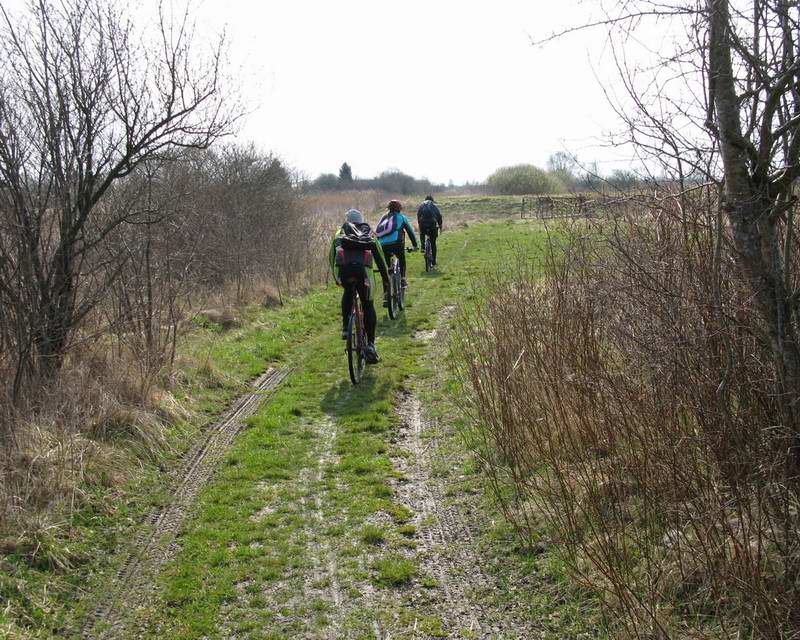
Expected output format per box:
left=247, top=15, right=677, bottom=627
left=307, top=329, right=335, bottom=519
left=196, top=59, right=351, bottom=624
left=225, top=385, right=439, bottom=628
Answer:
left=346, top=307, right=364, bottom=384
left=424, top=238, right=432, bottom=272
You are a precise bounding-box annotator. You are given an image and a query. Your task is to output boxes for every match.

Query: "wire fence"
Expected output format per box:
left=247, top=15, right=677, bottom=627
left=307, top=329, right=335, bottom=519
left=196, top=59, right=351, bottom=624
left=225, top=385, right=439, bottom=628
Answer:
left=520, top=194, right=658, bottom=220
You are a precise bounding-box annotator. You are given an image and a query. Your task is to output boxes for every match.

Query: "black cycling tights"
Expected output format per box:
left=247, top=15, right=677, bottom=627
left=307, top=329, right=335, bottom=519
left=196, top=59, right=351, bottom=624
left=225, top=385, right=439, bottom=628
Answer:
left=340, top=271, right=377, bottom=343
left=382, top=242, right=407, bottom=277
left=420, top=227, right=439, bottom=263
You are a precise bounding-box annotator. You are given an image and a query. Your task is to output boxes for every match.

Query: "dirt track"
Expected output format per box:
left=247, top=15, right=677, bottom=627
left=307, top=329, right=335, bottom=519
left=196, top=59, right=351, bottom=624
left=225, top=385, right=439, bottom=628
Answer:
left=81, top=311, right=550, bottom=638
left=381, top=327, right=543, bottom=638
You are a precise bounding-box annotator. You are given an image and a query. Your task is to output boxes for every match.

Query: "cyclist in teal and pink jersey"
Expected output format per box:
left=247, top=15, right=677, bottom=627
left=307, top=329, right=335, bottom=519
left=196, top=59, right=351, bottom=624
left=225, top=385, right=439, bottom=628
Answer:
left=375, top=200, right=418, bottom=289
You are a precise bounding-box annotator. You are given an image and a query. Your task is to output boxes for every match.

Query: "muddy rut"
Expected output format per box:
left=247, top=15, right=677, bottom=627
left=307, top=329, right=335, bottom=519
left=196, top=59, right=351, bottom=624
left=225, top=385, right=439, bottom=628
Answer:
left=83, top=366, right=289, bottom=639
left=393, top=391, right=486, bottom=632
left=380, top=324, right=542, bottom=638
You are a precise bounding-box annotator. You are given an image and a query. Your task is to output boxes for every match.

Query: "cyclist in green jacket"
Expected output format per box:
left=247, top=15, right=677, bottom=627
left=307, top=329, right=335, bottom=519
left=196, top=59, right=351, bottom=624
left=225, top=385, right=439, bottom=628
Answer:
left=329, top=209, right=389, bottom=364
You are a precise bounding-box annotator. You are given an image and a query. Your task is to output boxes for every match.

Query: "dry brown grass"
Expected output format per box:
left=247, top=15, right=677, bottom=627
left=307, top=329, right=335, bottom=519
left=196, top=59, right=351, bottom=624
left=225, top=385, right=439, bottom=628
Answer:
left=303, top=189, right=388, bottom=223
left=0, top=343, right=189, bottom=574
left=454, top=192, right=800, bottom=638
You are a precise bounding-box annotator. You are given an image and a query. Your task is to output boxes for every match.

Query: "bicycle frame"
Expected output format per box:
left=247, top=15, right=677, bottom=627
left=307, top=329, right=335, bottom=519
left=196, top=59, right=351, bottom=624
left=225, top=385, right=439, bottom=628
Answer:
left=387, top=254, right=402, bottom=319
left=423, top=235, right=433, bottom=272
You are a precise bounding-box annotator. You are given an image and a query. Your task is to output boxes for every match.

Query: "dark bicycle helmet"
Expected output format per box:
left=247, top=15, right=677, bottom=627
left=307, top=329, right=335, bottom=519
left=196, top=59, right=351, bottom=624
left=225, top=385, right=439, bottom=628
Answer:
left=388, top=199, right=402, bottom=212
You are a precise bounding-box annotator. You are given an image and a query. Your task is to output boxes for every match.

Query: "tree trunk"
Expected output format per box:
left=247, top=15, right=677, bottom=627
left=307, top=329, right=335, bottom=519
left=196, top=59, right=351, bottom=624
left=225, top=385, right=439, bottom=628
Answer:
left=709, top=0, right=800, bottom=467
left=33, top=243, right=75, bottom=378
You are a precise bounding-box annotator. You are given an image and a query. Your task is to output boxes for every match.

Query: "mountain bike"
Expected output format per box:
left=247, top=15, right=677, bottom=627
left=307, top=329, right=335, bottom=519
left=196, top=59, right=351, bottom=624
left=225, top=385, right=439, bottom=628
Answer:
left=386, top=249, right=413, bottom=319
left=344, top=278, right=366, bottom=384
left=423, top=235, right=434, bottom=272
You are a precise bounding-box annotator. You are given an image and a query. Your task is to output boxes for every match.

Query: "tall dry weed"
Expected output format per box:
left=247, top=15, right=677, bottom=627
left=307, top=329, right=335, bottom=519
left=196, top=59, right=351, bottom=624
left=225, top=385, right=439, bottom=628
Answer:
left=454, top=192, right=800, bottom=638
left=0, top=344, right=181, bottom=569
left=303, top=189, right=388, bottom=224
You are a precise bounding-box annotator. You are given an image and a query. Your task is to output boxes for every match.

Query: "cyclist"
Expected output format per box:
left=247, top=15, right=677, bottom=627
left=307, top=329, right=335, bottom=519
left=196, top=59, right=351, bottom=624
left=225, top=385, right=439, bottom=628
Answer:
left=329, top=209, right=389, bottom=364
left=417, top=195, right=443, bottom=267
left=375, top=199, right=418, bottom=289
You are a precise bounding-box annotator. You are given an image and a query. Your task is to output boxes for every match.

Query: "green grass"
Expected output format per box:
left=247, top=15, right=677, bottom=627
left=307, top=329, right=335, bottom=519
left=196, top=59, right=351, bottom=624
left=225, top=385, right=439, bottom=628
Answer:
left=0, top=290, right=338, bottom=638
left=372, top=555, right=418, bottom=587
left=417, top=615, right=448, bottom=638
left=1, top=214, right=602, bottom=638
left=135, top=220, right=557, bottom=638
left=384, top=502, right=414, bottom=524
left=360, top=525, right=386, bottom=546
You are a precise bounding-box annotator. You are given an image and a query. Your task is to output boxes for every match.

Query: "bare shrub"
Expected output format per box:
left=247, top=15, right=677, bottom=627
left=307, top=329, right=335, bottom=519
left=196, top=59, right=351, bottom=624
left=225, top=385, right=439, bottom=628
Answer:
left=0, top=0, right=235, bottom=407
left=454, top=192, right=800, bottom=638
left=541, top=1, right=800, bottom=472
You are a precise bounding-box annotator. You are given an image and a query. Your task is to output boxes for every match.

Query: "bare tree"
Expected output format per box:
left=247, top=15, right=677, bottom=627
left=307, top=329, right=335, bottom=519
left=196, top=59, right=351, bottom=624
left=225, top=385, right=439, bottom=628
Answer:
left=541, top=0, right=800, bottom=464
left=99, top=157, right=199, bottom=397
left=0, top=0, right=237, bottom=393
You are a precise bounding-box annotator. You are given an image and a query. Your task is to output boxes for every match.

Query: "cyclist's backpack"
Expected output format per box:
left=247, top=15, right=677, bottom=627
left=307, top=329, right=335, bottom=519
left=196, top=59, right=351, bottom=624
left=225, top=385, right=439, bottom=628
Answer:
left=335, top=222, right=374, bottom=268
left=375, top=213, right=398, bottom=239
left=418, top=201, right=437, bottom=225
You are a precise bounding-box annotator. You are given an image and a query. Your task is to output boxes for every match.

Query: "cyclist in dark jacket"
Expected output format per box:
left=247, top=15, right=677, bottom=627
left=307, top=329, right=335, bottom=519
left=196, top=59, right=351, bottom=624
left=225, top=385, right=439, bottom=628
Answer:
left=417, top=195, right=443, bottom=266
left=329, top=209, right=389, bottom=363
left=376, top=200, right=418, bottom=288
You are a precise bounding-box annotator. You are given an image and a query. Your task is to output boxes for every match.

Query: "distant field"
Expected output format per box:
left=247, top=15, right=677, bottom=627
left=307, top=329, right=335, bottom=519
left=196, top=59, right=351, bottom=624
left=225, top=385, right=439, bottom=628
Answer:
left=302, top=192, right=530, bottom=228
left=302, top=190, right=614, bottom=232
left=436, top=193, right=605, bottom=226
left=365, top=194, right=555, bottom=225
left=436, top=194, right=525, bottom=221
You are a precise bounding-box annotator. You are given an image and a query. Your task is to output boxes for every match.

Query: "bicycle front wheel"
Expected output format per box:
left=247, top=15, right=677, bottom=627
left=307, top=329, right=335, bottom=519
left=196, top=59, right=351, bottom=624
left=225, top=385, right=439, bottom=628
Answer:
left=387, top=272, right=398, bottom=320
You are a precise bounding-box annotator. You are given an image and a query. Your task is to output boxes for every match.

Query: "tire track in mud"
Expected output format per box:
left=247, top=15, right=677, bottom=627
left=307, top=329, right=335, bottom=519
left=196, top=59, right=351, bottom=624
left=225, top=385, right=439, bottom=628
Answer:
left=393, top=389, right=486, bottom=635
left=300, top=417, right=343, bottom=631
left=385, top=317, right=542, bottom=638
left=83, top=366, right=289, bottom=639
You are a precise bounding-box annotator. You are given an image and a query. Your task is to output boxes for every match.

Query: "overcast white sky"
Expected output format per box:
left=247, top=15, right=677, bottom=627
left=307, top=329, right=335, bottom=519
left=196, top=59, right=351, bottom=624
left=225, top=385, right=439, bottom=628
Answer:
left=190, top=0, right=651, bottom=184
left=2, top=0, right=669, bottom=183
